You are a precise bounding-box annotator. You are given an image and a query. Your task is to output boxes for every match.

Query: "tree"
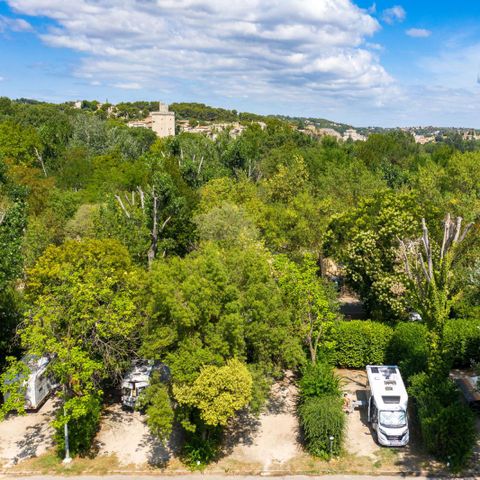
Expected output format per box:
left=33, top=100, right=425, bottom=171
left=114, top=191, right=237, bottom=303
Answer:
left=275, top=255, right=337, bottom=363
left=325, top=191, right=434, bottom=320
left=136, top=375, right=174, bottom=445
left=194, top=202, right=259, bottom=247
left=399, top=214, right=474, bottom=379
left=17, top=239, right=143, bottom=455
left=173, top=359, right=252, bottom=428
left=0, top=357, right=29, bottom=420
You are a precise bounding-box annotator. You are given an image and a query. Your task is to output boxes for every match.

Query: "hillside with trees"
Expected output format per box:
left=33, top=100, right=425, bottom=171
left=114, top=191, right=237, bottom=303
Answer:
left=0, top=96, right=479, bottom=472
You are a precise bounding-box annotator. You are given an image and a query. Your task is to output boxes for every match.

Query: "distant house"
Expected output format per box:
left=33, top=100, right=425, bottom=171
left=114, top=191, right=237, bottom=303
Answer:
left=318, top=128, right=343, bottom=140
left=343, top=128, right=366, bottom=142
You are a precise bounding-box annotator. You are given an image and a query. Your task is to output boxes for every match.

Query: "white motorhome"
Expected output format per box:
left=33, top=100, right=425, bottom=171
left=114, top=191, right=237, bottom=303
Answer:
left=366, top=365, right=409, bottom=447
left=18, top=355, right=56, bottom=410
left=121, top=360, right=169, bottom=409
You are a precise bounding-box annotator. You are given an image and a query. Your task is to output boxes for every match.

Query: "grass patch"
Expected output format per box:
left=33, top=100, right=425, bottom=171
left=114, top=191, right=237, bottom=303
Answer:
left=11, top=452, right=125, bottom=475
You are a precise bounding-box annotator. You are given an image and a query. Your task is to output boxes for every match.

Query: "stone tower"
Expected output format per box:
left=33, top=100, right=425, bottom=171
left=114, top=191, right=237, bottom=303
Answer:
left=151, top=102, right=175, bottom=137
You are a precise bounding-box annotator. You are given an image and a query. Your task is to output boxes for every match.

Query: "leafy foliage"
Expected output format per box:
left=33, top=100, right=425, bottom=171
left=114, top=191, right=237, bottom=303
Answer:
left=409, top=373, right=476, bottom=471
left=387, top=322, right=428, bottom=380
left=299, top=395, right=345, bottom=459
left=173, top=359, right=252, bottom=427
left=0, top=356, right=29, bottom=420
left=136, top=377, right=174, bottom=445
left=298, top=360, right=341, bottom=400
left=329, top=320, right=393, bottom=368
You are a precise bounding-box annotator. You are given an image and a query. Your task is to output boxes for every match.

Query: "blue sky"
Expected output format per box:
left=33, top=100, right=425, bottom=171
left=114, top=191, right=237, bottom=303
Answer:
left=0, top=0, right=479, bottom=127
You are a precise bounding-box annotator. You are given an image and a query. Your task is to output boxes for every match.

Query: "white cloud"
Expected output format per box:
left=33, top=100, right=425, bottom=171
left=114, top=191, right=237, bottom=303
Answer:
left=112, top=82, right=141, bottom=90
left=0, top=14, right=32, bottom=32
left=6, top=0, right=393, bottom=104
left=406, top=28, right=431, bottom=38
left=381, top=6, right=406, bottom=25
left=0, top=76, right=4, bottom=81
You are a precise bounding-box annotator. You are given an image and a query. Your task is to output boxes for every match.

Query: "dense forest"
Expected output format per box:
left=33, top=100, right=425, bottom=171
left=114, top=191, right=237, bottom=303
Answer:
left=0, top=97, right=479, bottom=470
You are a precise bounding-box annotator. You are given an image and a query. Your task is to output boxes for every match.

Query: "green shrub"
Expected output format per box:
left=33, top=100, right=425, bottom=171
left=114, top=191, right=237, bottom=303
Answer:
left=330, top=320, right=393, bottom=368
left=182, top=428, right=221, bottom=469
left=387, top=322, right=428, bottom=380
left=299, top=395, right=345, bottom=459
left=136, top=381, right=174, bottom=444
left=54, top=393, right=102, bottom=457
left=299, top=361, right=341, bottom=399
left=444, top=318, right=480, bottom=367
left=409, top=373, right=476, bottom=471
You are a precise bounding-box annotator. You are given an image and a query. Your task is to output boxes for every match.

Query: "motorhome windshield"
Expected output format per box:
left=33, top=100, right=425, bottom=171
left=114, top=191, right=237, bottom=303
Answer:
left=379, top=410, right=406, bottom=428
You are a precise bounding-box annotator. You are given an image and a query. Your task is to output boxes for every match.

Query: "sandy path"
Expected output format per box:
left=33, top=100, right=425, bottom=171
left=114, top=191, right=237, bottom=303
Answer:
left=226, top=372, right=301, bottom=471
left=337, top=369, right=380, bottom=458
left=95, top=404, right=169, bottom=466
left=0, top=398, right=57, bottom=467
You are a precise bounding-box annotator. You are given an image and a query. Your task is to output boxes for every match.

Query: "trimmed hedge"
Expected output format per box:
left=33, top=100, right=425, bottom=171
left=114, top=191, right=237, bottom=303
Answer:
left=387, top=322, right=428, bottom=379
left=444, top=318, right=480, bottom=367
left=329, top=318, right=480, bottom=371
left=299, top=395, right=345, bottom=459
left=329, top=320, right=393, bottom=368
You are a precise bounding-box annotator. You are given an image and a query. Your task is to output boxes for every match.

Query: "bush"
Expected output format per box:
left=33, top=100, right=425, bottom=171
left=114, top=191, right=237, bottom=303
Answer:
left=299, top=395, right=345, bottom=459
left=409, top=373, right=476, bottom=471
left=136, top=381, right=174, bottom=445
left=330, top=320, right=393, bottom=368
left=299, top=361, right=341, bottom=399
left=182, top=428, right=222, bottom=469
left=387, top=322, right=428, bottom=380
left=444, top=318, right=480, bottom=367
left=54, top=394, right=102, bottom=457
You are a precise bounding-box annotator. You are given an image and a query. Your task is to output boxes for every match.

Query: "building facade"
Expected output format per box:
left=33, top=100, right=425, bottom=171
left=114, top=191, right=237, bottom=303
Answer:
left=151, top=102, right=175, bottom=137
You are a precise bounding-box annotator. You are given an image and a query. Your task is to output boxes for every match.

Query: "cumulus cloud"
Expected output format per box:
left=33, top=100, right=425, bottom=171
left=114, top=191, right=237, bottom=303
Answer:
left=381, top=6, right=406, bottom=25
left=6, top=0, right=393, bottom=104
left=0, top=14, right=32, bottom=32
left=406, top=28, right=431, bottom=38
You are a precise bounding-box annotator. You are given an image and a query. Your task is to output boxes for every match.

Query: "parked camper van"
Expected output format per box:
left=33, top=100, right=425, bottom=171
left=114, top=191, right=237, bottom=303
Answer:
left=366, top=365, right=409, bottom=447
left=121, top=360, right=169, bottom=409
left=8, top=355, right=57, bottom=410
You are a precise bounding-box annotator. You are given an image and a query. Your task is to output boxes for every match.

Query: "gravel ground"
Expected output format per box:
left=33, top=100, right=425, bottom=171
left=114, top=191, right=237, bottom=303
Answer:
left=95, top=404, right=169, bottom=467
left=226, top=371, right=301, bottom=472
left=338, top=368, right=381, bottom=458
left=0, top=398, right=57, bottom=467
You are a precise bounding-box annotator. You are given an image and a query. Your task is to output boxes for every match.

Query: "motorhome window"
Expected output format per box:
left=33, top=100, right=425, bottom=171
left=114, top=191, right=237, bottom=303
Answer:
left=382, top=396, right=400, bottom=404
left=379, top=410, right=406, bottom=427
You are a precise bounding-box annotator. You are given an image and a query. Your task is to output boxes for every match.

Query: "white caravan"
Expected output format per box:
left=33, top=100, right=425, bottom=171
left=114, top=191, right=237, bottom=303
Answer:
left=366, top=365, right=409, bottom=447
left=21, top=355, right=56, bottom=410
left=121, top=360, right=169, bottom=409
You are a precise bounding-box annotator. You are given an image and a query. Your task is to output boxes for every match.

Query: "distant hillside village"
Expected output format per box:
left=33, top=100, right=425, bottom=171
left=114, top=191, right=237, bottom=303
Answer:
left=71, top=99, right=480, bottom=144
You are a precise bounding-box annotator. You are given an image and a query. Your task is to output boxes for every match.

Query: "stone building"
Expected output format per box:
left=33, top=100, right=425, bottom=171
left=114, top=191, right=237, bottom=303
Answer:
left=151, top=102, right=175, bottom=137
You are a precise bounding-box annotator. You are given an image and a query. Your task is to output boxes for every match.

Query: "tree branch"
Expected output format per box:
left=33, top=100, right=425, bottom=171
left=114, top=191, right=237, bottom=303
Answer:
left=114, top=195, right=130, bottom=218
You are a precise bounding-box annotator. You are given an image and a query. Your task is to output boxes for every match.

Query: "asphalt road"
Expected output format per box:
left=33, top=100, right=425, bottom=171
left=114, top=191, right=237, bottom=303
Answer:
left=0, top=476, right=447, bottom=480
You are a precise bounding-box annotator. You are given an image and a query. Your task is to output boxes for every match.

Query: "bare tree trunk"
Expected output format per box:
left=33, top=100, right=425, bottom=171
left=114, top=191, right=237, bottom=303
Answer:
left=114, top=195, right=131, bottom=218
left=34, top=147, right=47, bottom=177
left=147, top=192, right=158, bottom=269
left=197, top=156, right=204, bottom=177
left=137, top=187, right=145, bottom=211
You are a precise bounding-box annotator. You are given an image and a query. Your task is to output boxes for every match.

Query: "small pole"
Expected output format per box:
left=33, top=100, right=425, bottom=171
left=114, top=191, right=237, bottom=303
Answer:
left=62, top=386, right=72, bottom=464
left=329, top=435, right=334, bottom=457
